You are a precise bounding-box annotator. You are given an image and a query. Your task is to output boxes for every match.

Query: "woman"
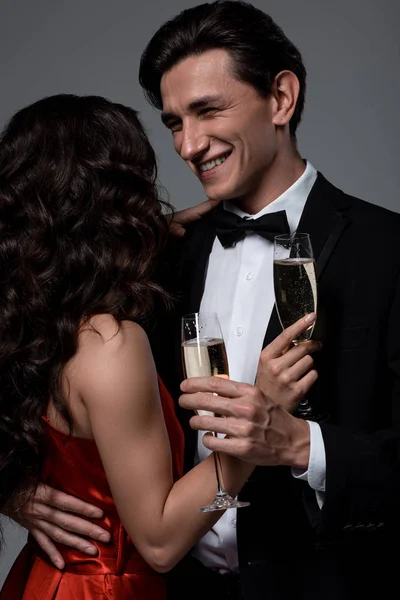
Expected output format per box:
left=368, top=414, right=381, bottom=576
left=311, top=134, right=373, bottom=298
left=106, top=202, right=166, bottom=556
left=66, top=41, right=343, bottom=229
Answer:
left=0, top=94, right=253, bottom=599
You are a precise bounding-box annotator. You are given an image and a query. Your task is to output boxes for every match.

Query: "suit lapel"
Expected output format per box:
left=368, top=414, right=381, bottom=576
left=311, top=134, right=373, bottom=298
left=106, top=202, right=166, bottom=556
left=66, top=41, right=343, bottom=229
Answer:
left=297, top=173, right=351, bottom=280
left=182, top=213, right=218, bottom=314
left=262, top=173, right=351, bottom=348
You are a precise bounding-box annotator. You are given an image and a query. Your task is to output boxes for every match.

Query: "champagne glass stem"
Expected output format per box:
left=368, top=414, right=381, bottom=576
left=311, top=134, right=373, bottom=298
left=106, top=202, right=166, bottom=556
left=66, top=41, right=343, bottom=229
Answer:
left=292, top=340, right=313, bottom=418
left=213, top=449, right=224, bottom=496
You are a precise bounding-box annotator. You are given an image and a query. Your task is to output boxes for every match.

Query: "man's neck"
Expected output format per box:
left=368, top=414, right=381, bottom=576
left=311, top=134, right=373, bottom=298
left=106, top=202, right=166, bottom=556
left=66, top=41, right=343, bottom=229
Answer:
left=232, top=150, right=306, bottom=215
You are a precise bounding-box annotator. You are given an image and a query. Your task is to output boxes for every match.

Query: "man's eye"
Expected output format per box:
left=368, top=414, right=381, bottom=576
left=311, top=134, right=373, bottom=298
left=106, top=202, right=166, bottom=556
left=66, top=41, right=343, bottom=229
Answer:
left=200, top=108, right=217, bottom=116
left=169, top=123, right=182, bottom=133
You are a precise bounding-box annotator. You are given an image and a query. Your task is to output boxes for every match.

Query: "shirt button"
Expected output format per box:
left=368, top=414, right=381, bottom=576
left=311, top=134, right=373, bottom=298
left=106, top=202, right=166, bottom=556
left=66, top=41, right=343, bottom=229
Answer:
left=231, top=518, right=237, bottom=528
left=245, top=272, right=253, bottom=280
left=235, top=327, right=243, bottom=336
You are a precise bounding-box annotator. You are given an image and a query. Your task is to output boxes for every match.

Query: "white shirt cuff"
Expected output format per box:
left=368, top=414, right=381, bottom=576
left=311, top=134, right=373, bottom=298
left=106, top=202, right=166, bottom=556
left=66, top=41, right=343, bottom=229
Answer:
left=291, top=420, right=326, bottom=509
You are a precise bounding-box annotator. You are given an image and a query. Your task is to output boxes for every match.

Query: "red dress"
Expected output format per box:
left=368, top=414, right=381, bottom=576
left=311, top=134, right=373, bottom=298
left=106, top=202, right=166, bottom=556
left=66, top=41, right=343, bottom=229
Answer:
left=0, top=377, right=184, bottom=599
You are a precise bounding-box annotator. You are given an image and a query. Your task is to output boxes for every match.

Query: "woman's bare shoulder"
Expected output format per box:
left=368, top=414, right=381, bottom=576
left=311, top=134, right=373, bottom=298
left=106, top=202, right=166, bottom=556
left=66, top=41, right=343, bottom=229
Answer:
left=75, top=315, right=154, bottom=394
left=80, top=314, right=146, bottom=344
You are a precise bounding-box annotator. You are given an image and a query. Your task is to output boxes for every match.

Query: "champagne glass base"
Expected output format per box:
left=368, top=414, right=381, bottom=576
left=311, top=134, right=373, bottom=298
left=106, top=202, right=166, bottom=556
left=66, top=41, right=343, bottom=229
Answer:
left=198, top=492, right=250, bottom=513
left=295, top=399, right=329, bottom=423
left=295, top=400, right=315, bottom=419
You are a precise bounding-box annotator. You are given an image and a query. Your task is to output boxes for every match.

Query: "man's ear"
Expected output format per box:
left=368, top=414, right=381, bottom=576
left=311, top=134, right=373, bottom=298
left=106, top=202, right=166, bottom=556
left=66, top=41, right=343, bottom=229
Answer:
left=271, top=70, right=300, bottom=127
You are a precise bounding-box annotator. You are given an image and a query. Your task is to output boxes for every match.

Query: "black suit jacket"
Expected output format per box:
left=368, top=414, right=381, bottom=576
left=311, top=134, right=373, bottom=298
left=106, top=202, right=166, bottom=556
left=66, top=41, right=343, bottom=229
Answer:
left=153, top=173, right=400, bottom=599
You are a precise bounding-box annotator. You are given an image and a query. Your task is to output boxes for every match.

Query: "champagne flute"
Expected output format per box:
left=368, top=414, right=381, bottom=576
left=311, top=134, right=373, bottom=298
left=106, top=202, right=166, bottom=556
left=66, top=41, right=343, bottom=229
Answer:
left=273, top=233, right=318, bottom=418
left=181, top=312, right=250, bottom=512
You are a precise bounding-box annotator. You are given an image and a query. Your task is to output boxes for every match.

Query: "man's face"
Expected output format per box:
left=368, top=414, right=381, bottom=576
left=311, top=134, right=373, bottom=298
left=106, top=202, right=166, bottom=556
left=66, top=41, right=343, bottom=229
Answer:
left=160, top=49, right=278, bottom=204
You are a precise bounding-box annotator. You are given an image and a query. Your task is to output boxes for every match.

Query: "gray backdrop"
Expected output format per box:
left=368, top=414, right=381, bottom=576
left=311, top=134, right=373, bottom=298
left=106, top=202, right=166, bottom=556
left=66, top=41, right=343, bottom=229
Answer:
left=0, top=0, right=399, bottom=587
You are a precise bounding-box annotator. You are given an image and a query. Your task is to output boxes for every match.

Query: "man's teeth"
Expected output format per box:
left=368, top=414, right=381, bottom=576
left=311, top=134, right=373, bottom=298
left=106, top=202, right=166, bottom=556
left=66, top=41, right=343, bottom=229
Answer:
left=199, top=154, right=229, bottom=172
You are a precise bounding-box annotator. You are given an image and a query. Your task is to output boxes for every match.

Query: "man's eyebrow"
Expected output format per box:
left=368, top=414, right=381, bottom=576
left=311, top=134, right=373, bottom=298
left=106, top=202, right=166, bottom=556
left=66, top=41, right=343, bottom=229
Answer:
left=187, top=95, right=222, bottom=111
left=161, top=95, right=222, bottom=125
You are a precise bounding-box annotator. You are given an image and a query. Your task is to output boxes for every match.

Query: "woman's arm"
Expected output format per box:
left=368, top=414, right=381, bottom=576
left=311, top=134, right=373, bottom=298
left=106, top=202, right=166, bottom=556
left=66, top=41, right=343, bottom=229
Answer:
left=77, top=317, right=252, bottom=573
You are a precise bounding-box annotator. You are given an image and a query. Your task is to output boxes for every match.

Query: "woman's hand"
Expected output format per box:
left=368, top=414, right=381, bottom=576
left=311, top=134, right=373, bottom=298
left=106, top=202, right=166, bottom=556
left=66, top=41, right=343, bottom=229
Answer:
left=169, top=198, right=220, bottom=237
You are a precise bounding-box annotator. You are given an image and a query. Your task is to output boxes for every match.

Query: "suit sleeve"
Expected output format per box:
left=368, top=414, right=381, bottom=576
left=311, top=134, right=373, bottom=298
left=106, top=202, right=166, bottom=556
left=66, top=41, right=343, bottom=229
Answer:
left=302, top=268, right=400, bottom=536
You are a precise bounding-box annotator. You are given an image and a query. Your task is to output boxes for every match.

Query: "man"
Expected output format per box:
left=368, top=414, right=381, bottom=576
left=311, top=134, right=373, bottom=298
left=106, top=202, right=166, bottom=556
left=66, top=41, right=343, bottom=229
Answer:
left=10, top=2, right=400, bottom=598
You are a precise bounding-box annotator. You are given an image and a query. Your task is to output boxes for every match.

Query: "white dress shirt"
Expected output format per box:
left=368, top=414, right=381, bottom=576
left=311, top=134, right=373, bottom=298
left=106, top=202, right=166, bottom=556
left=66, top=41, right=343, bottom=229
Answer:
left=192, top=161, right=326, bottom=572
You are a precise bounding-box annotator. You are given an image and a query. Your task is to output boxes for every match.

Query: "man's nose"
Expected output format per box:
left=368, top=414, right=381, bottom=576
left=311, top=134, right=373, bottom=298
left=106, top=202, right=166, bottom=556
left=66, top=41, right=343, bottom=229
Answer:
left=179, top=123, right=209, bottom=162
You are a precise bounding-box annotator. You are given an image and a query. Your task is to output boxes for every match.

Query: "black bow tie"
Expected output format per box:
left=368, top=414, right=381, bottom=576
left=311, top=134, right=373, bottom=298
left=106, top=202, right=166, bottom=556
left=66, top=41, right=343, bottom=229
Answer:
left=213, top=207, right=290, bottom=248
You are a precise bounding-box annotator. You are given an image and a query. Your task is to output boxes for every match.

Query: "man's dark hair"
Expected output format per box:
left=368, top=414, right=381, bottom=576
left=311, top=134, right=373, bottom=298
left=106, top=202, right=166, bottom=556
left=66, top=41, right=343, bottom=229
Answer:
left=139, top=0, right=307, bottom=137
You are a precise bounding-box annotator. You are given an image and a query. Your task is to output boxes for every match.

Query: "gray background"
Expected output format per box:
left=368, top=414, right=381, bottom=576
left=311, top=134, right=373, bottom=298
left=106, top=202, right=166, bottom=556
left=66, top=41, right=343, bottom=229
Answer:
left=0, top=0, right=399, bottom=587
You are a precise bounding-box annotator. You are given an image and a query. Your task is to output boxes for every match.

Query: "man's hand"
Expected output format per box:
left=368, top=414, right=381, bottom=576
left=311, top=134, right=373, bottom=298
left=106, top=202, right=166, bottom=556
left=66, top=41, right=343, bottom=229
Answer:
left=179, top=377, right=310, bottom=470
left=169, top=198, right=220, bottom=237
left=10, top=484, right=110, bottom=569
left=256, top=313, right=321, bottom=413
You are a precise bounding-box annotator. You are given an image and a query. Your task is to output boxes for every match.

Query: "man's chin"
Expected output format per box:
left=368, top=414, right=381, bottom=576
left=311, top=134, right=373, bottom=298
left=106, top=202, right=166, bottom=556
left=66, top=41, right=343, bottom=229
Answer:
left=201, top=185, right=237, bottom=204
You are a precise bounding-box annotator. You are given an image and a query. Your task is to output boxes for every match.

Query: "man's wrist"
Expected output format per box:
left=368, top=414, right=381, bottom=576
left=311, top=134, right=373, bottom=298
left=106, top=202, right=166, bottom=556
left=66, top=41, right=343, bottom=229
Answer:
left=281, top=417, right=310, bottom=469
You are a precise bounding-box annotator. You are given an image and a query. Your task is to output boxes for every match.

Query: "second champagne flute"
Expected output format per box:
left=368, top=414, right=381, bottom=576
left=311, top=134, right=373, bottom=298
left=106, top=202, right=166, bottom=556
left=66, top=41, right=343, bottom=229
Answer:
left=181, top=312, right=250, bottom=512
left=273, top=233, right=318, bottom=418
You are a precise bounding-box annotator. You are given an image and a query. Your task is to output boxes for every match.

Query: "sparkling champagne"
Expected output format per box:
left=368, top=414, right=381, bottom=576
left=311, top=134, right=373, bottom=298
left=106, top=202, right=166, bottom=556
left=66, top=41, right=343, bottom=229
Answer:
left=181, top=337, right=229, bottom=417
left=273, top=258, right=317, bottom=342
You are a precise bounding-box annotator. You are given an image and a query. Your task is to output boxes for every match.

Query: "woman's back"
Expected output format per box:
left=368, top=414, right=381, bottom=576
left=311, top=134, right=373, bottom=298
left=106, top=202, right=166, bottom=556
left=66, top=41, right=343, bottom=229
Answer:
left=0, top=373, right=184, bottom=599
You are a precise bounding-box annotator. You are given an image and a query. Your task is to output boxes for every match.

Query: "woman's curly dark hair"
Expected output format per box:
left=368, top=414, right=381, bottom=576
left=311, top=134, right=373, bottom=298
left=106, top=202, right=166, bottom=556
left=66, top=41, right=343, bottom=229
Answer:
left=0, top=93, right=173, bottom=519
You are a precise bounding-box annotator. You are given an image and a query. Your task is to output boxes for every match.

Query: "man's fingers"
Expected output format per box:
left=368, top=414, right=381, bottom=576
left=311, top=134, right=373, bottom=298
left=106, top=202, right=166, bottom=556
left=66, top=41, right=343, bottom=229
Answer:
left=265, top=339, right=320, bottom=373
left=287, top=353, right=316, bottom=380
left=35, top=519, right=100, bottom=556
left=180, top=391, right=237, bottom=416
left=190, top=414, right=233, bottom=435
left=28, top=502, right=110, bottom=542
left=30, top=528, right=65, bottom=569
left=265, top=313, right=317, bottom=358
left=35, top=485, right=103, bottom=518
left=180, top=375, right=244, bottom=396
left=296, top=369, right=319, bottom=395
left=202, top=435, right=248, bottom=460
